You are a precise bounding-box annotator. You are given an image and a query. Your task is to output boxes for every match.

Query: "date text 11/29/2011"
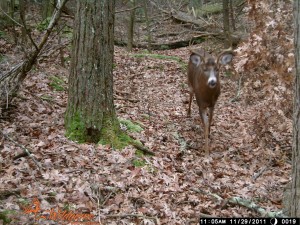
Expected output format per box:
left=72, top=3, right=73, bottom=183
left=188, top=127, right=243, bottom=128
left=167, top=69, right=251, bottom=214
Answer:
left=199, top=218, right=299, bottom=225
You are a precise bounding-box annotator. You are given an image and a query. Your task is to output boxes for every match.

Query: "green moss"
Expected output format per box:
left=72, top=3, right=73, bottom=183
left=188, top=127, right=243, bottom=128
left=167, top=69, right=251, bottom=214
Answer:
left=159, top=45, right=169, bottom=50
left=18, top=198, right=30, bottom=206
left=141, top=49, right=150, bottom=54
left=135, top=149, right=145, bottom=157
left=98, top=117, right=146, bottom=149
left=62, top=203, right=73, bottom=211
left=36, top=17, right=51, bottom=31
left=119, top=119, right=143, bottom=132
left=66, top=111, right=123, bottom=145
left=224, top=70, right=233, bottom=77
left=0, top=210, right=19, bottom=225
left=132, top=158, right=146, bottom=167
left=0, top=210, right=15, bottom=225
left=194, top=3, right=223, bottom=17
left=99, top=127, right=132, bottom=150
left=202, top=3, right=222, bottom=14
left=141, top=114, right=150, bottom=119
left=62, top=27, right=73, bottom=39
left=41, top=95, right=54, bottom=102
left=0, top=30, right=6, bottom=37
left=49, top=75, right=65, bottom=91
left=66, top=112, right=146, bottom=150
left=0, top=16, right=14, bottom=29
left=194, top=38, right=205, bottom=44
left=0, top=54, right=4, bottom=63
left=65, top=112, right=87, bottom=143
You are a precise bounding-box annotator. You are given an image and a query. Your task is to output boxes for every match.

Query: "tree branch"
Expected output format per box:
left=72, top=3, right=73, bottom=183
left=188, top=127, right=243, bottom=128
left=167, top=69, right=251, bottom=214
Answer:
left=0, top=131, right=43, bottom=169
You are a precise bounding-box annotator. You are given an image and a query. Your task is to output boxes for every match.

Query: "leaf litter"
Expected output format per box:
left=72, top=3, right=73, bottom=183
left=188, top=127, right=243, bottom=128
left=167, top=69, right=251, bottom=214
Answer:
left=0, top=45, right=292, bottom=224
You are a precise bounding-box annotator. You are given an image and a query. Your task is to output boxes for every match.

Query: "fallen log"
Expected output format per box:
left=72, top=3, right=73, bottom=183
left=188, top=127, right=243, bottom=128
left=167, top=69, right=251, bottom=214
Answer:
left=115, top=32, right=242, bottom=50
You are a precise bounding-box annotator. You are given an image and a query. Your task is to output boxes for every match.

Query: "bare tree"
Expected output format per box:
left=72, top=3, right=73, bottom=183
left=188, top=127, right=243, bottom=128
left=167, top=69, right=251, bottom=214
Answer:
left=222, top=0, right=231, bottom=48
left=127, top=0, right=136, bottom=51
left=65, top=0, right=120, bottom=144
left=289, top=0, right=300, bottom=217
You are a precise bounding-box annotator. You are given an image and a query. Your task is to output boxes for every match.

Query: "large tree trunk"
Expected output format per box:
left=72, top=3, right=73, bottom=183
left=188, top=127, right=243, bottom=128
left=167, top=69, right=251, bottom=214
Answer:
left=65, top=0, right=119, bottom=144
left=290, top=0, right=300, bottom=217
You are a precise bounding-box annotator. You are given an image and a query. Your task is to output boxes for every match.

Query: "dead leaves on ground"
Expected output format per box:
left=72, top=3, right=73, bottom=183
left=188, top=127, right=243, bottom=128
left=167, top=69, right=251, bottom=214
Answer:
left=0, top=46, right=292, bottom=224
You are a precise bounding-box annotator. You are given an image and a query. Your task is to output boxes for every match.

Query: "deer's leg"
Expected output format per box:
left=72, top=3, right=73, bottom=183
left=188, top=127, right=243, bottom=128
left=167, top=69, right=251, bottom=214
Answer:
left=200, top=108, right=209, bottom=155
left=187, top=92, right=194, bottom=117
left=208, top=107, right=215, bottom=136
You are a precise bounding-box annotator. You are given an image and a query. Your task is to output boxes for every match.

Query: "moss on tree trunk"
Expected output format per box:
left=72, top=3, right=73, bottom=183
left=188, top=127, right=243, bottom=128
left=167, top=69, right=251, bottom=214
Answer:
left=65, top=0, right=121, bottom=145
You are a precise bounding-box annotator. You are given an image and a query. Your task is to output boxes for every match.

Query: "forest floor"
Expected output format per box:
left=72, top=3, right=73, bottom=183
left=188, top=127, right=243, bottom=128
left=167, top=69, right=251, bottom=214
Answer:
left=0, top=42, right=292, bottom=224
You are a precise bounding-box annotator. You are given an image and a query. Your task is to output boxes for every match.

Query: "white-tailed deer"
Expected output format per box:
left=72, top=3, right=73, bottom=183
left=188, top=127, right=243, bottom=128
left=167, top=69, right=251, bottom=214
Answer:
left=187, top=48, right=233, bottom=155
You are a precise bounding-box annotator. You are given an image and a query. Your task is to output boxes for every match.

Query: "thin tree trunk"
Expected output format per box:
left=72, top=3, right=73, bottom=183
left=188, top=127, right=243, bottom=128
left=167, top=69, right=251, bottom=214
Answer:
left=222, top=0, right=231, bottom=48
left=9, top=0, right=17, bottom=44
left=290, top=0, right=300, bottom=217
left=42, top=0, right=55, bottom=20
left=127, top=0, right=136, bottom=51
left=143, top=0, right=152, bottom=51
left=19, top=0, right=27, bottom=47
left=229, top=0, right=236, bottom=31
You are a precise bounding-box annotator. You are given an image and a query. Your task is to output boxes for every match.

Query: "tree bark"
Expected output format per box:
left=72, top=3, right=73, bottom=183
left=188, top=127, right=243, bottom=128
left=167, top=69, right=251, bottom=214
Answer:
left=229, top=0, right=236, bottom=31
left=142, top=0, right=152, bottom=52
left=290, top=0, right=300, bottom=217
left=65, top=0, right=119, bottom=144
left=127, top=0, right=136, bottom=51
left=19, top=0, right=27, bottom=46
left=42, top=0, right=55, bottom=20
left=222, top=0, right=231, bottom=48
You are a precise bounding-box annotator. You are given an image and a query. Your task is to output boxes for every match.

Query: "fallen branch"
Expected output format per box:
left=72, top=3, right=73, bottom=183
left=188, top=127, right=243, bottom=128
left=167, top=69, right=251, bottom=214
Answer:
left=156, top=30, right=188, bottom=38
left=0, top=189, right=21, bottom=200
left=230, top=72, right=244, bottom=103
left=115, top=32, right=232, bottom=50
left=135, top=37, right=203, bottom=50
left=0, top=131, right=43, bottom=169
left=171, top=11, right=209, bottom=28
left=192, top=188, right=287, bottom=217
left=252, top=157, right=272, bottom=180
left=228, top=197, right=286, bottom=217
left=199, top=212, right=218, bottom=218
left=114, top=96, right=140, bottom=103
left=105, top=213, right=158, bottom=223
left=131, top=141, right=155, bottom=156
left=39, top=39, right=71, bottom=60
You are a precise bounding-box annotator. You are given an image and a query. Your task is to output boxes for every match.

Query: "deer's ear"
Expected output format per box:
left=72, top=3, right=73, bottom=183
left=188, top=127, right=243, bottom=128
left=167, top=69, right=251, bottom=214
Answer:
left=190, top=54, right=203, bottom=67
left=218, top=53, right=233, bottom=65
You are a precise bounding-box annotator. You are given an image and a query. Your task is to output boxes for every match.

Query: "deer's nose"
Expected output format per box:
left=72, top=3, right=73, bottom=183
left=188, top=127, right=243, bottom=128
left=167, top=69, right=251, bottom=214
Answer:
left=208, top=78, right=217, bottom=88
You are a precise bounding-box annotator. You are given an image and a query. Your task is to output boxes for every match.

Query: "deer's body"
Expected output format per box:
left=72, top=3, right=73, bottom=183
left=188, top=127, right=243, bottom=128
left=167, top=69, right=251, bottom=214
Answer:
left=187, top=48, right=233, bottom=155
